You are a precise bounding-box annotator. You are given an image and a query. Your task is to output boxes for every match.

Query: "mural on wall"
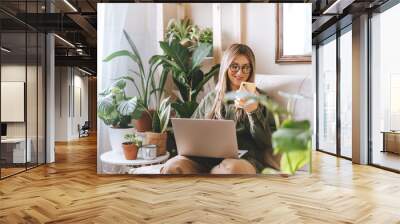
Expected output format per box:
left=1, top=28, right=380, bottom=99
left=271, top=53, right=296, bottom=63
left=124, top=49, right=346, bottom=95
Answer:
left=97, top=3, right=313, bottom=175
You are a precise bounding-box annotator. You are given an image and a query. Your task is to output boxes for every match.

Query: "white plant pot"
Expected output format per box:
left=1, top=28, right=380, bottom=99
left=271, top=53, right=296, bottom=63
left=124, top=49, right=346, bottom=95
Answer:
left=108, top=127, right=135, bottom=153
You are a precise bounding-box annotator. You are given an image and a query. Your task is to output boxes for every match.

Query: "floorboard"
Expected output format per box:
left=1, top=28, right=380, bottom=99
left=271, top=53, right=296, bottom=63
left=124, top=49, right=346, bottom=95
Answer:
left=1, top=134, right=400, bottom=223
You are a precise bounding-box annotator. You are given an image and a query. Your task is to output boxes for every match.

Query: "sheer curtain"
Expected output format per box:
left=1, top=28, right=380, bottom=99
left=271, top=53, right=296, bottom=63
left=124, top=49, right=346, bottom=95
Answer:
left=97, top=3, right=129, bottom=173
left=97, top=4, right=160, bottom=173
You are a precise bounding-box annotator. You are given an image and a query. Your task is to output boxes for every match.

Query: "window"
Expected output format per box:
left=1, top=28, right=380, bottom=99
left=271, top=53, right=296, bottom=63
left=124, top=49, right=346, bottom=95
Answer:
left=370, top=2, right=400, bottom=171
left=340, top=29, right=352, bottom=158
left=0, top=2, right=47, bottom=179
left=317, top=36, right=337, bottom=154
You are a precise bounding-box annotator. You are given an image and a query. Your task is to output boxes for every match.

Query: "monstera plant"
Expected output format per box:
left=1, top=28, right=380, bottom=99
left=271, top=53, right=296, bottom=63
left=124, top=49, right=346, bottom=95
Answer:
left=155, top=39, right=220, bottom=118
left=224, top=91, right=312, bottom=175
left=97, top=78, right=140, bottom=153
left=98, top=78, right=139, bottom=128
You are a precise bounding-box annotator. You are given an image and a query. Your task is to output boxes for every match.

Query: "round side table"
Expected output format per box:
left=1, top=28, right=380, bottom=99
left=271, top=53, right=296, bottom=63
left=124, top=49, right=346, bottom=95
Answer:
left=100, top=150, right=170, bottom=174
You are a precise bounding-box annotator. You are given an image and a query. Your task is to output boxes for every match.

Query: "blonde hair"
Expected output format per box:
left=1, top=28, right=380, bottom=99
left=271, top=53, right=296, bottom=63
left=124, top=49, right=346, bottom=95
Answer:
left=206, top=43, right=256, bottom=120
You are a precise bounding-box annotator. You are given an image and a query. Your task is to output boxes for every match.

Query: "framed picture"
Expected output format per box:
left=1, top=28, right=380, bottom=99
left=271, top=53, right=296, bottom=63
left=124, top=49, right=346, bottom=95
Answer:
left=276, top=4, right=312, bottom=63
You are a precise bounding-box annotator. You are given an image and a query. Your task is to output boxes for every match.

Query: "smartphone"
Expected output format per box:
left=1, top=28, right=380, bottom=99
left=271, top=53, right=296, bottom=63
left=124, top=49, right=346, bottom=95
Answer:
left=239, top=82, right=256, bottom=93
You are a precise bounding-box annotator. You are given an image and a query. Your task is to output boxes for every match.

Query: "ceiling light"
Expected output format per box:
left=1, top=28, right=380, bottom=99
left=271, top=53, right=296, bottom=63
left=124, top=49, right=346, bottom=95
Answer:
left=63, top=0, right=78, bottom=12
left=1, top=47, right=11, bottom=53
left=322, top=0, right=354, bottom=15
left=54, top=34, right=75, bottom=48
left=78, top=67, right=93, bottom=76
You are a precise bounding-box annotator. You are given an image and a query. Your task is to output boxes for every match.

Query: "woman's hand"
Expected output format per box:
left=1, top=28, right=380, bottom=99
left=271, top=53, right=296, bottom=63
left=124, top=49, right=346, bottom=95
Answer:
left=234, top=98, right=259, bottom=113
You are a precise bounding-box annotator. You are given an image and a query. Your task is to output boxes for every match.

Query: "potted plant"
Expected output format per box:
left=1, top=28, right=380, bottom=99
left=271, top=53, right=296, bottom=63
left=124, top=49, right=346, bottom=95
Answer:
left=122, top=133, right=142, bottom=160
left=103, top=30, right=168, bottom=132
left=165, top=18, right=199, bottom=50
left=155, top=39, right=220, bottom=118
left=165, top=18, right=212, bottom=51
left=98, top=78, right=139, bottom=153
left=144, top=97, right=171, bottom=156
left=224, top=91, right=312, bottom=175
left=199, top=28, right=213, bottom=57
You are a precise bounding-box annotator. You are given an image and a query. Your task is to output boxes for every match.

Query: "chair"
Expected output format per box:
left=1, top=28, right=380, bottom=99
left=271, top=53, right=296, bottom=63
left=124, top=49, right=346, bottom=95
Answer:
left=78, top=121, right=90, bottom=138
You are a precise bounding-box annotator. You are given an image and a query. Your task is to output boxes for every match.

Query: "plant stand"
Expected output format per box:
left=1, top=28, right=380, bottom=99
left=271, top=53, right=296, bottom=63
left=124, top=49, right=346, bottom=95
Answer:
left=100, top=150, right=170, bottom=174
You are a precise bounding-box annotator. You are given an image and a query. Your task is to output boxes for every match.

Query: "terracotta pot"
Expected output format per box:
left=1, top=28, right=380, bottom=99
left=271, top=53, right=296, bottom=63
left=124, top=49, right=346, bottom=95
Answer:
left=122, top=143, right=138, bottom=160
left=144, top=132, right=167, bottom=156
left=134, top=110, right=154, bottom=132
left=108, top=127, right=135, bottom=153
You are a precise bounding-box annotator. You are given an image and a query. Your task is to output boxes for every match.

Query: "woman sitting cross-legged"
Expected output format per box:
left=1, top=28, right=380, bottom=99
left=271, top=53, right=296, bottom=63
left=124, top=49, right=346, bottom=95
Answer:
left=161, top=43, right=280, bottom=174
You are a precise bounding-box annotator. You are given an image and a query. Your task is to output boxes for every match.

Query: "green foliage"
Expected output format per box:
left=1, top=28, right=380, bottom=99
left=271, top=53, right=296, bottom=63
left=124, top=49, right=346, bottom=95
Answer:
left=165, top=18, right=212, bottom=50
left=224, top=91, right=312, bottom=175
left=272, top=120, right=311, bottom=153
left=100, top=30, right=170, bottom=127
left=199, top=28, right=213, bottom=44
left=279, top=142, right=311, bottom=175
left=165, top=18, right=196, bottom=46
left=157, top=39, right=220, bottom=118
left=272, top=119, right=312, bottom=174
left=152, top=97, right=172, bottom=133
left=124, top=133, right=142, bottom=147
left=97, top=78, right=136, bottom=128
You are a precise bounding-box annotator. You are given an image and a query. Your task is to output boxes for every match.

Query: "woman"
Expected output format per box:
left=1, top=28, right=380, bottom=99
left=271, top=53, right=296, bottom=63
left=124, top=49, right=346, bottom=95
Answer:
left=161, top=43, right=279, bottom=174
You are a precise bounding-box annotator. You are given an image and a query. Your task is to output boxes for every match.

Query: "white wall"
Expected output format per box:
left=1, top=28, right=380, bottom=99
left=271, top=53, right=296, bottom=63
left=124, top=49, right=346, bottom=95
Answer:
left=54, top=67, right=89, bottom=141
left=1, top=65, right=37, bottom=138
left=185, top=3, right=212, bottom=30
left=1, top=63, right=46, bottom=163
left=242, top=4, right=311, bottom=76
left=184, top=3, right=312, bottom=76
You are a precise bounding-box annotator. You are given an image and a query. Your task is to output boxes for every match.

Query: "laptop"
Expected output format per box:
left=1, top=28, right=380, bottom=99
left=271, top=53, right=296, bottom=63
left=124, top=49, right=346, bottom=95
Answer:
left=171, top=118, right=239, bottom=159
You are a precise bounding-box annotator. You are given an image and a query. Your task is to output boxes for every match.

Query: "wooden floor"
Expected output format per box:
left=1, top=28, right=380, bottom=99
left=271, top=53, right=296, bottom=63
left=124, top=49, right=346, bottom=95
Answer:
left=372, top=150, right=400, bottom=171
left=1, top=135, right=400, bottom=224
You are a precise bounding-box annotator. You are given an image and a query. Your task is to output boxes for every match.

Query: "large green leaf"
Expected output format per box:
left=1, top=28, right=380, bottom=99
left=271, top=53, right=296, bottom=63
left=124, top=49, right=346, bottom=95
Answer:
left=158, top=97, right=171, bottom=133
left=191, top=69, right=204, bottom=91
left=152, top=112, right=161, bottom=133
left=155, top=55, right=182, bottom=72
left=280, top=119, right=310, bottom=130
left=171, top=101, right=199, bottom=118
left=103, top=50, right=138, bottom=63
left=280, top=149, right=311, bottom=175
left=110, top=79, right=127, bottom=90
left=272, top=124, right=311, bottom=153
left=157, top=65, right=170, bottom=102
left=172, top=72, right=190, bottom=102
left=159, top=40, right=189, bottom=72
left=117, top=97, right=139, bottom=116
left=97, top=94, right=114, bottom=115
left=123, top=30, right=143, bottom=66
left=191, top=42, right=212, bottom=69
left=191, top=64, right=220, bottom=100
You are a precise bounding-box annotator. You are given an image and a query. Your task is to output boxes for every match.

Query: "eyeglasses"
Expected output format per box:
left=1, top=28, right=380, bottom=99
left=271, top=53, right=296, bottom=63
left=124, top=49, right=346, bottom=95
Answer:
left=229, top=63, right=251, bottom=74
